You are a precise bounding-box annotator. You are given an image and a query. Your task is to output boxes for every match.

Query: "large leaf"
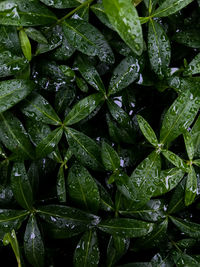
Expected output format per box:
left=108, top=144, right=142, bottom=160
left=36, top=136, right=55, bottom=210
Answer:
left=98, top=218, right=154, bottom=237
left=64, top=93, right=103, bottom=126
left=67, top=164, right=100, bottom=213
left=148, top=20, right=171, bottom=77
left=103, top=0, right=143, bottom=56
left=11, top=162, right=33, bottom=210
left=160, top=85, right=200, bottom=145
left=108, top=55, right=140, bottom=96
left=0, top=0, right=57, bottom=26
left=0, top=79, right=34, bottom=113
left=74, top=230, right=100, bottom=267
left=21, top=92, right=61, bottom=126
left=0, top=111, right=34, bottom=160
left=62, top=19, right=114, bottom=64
left=153, top=0, right=194, bottom=17
left=24, top=214, right=44, bottom=267
left=65, top=127, right=103, bottom=171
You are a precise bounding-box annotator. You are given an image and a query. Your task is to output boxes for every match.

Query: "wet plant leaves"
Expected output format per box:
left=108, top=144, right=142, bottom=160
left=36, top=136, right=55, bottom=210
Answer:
left=185, top=166, right=197, bottom=206
left=101, top=141, right=120, bottom=172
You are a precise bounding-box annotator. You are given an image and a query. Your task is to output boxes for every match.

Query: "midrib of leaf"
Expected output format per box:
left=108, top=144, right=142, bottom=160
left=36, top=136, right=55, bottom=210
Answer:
left=65, top=103, right=91, bottom=125
left=0, top=113, right=33, bottom=159
left=77, top=176, right=89, bottom=211
left=91, top=6, right=105, bottom=14
left=17, top=176, right=32, bottom=211
left=66, top=128, right=102, bottom=167
left=98, top=223, right=149, bottom=231
left=0, top=87, right=21, bottom=99
left=150, top=19, right=162, bottom=72
left=168, top=197, right=183, bottom=214
left=101, top=199, right=114, bottom=211
left=120, top=208, right=162, bottom=215
left=161, top=89, right=199, bottom=144
left=83, top=230, right=92, bottom=267
left=0, top=211, right=29, bottom=223
left=105, top=145, right=116, bottom=171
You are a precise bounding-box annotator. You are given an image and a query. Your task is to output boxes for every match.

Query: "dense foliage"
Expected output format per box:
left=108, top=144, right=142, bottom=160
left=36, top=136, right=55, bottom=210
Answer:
left=0, top=0, right=200, bottom=266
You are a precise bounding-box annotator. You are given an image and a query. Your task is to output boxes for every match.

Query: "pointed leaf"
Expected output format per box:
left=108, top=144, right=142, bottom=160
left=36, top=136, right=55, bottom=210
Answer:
left=62, top=19, right=114, bottom=64
left=162, top=150, right=188, bottom=171
left=168, top=178, right=186, bottom=214
left=103, top=0, right=143, bottom=55
left=19, top=29, right=32, bottom=61
left=25, top=27, right=48, bottom=44
left=183, top=53, right=200, bottom=76
left=64, top=93, right=103, bottom=126
left=184, top=131, right=194, bottom=161
left=173, top=251, right=200, bottom=267
left=185, top=166, right=197, bottom=206
left=101, top=141, right=120, bottom=171
left=0, top=79, right=34, bottom=113
left=108, top=55, right=140, bottom=96
left=11, top=162, right=33, bottom=210
left=95, top=180, right=114, bottom=212
left=0, top=112, right=34, bottom=160
left=98, top=218, right=154, bottom=237
left=137, top=115, right=158, bottom=147
left=148, top=20, right=171, bottom=77
left=21, top=92, right=61, bottom=125
left=36, top=127, right=63, bottom=158
left=74, top=230, right=100, bottom=267
left=153, top=0, right=194, bottom=17
left=24, top=214, right=44, bottom=267
left=65, top=127, right=103, bottom=171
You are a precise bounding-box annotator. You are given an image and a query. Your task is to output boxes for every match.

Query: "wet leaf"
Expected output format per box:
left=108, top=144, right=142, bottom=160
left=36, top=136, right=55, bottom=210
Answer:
left=183, top=53, right=200, bottom=76
left=101, top=141, right=120, bottom=172
left=103, top=0, right=143, bottom=55
left=91, top=3, right=113, bottom=30
left=173, top=251, right=200, bottom=267
left=185, top=166, right=197, bottom=206
left=57, top=166, right=66, bottom=203
left=162, top=150, right=188, bottom=171
left=25, top=27, right=48, bottom=44
left=40, top=0, right=81, bottom=8
left=19, top=29, right=32, bottom=61
left=183, top=131, right=194, bottom=161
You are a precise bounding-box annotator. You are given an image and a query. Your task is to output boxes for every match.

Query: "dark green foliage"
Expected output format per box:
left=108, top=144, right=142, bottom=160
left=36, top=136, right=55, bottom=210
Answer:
left=0, top=0, right=200, bottom=266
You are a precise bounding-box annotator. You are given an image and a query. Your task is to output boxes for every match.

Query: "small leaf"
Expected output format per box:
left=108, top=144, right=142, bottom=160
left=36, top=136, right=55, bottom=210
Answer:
left=183, top=53, right=200, bottom=76
left=65, top=127, right=103, bottom=171
left=57, top=166, right=66, bottom=203
left=108, top=55, right=140, bottom=96
left=74, top=230, right=100, bottom=267
left=162, top=150, right=188, bottom=171
left=75, top=55, right=106, bottom=94
left=185, top=166, right=197, bottom=206
left=62, top=19, right=114, bottom=64
left=137, top=115, right=158, bottom=147
left=153, top=0, right=194, bottom=17
left=101, top=141, right=120, bottom=171
left=21, top=92, right=62, bottom=125
left=148, top=20, right=171, bottom=77
left=24, top=214, right=44, bottom=267
left=0, top=79, right=34, bottom=113
left=103, top=0, right=143, bottom=55
left=64, top=93, right=103, bottom=126
left=183, top=131, right=194, bottom=161
left=11, top=162, right=33, bottom=210
left=0, top=112, right=34, bottom=160
left=67, top=164, right=100, bottom=213
left=98, top=218, right=154, bottom=237
left=19, top=29, right=32, bottom=61
left=36, top=127, right=63, bottom=158
left=170, top=216, right=200, bottom=238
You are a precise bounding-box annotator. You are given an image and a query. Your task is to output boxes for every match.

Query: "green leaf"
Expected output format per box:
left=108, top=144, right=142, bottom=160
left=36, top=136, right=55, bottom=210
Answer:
left=91, top=3, right=113, bottom=30
left=64, top=93, right=103, bottom=126
left=160, top=86, right=200, bottom=145
left=0, top=25, right=21, bottom=54
left=185, top=166, right=197, bottom=206
left=36, top=127, right=63, bottom=158
left=0, top=79, right=34, bottom=113
left=74, top=230, right=100, bottom=267
left=0, top=0, right=57, bottom=26
left=95, top=180, right=114, bottom=212
left=57, top=166, right=66, bottom=203
left=153, top=0, right=194, bottom=17
left=101, top=141, right=120, bottom=172
left=170, top=216, right=200, bottom=238
left=168, top=178, right=186, bottom=214
left=117, top=151, right=161, bottom=207
left=162, top=150, right=188, bottom=171
left=153, top=167, right=185, bottom=197
left=67, top=164, right=100, bottom=213
left=11, top=162, right=33, bottom=210
left=21, top=92, right=62, bottom=125
left=62, top=19, right=114, bottom=64
left=0, top=112, right=34, bottom=160
left=37, top=205, right=100, bottom=235
left=103, top=0, right=143, bottom=56
left=3, top=229, right=22, bottom=267
left=19, top=29, right=32, bottom=61
left=75, top=55, right=106, bottom=94
left=137, top=115, right=158, bottom=147
left=183, top=53, right=200, bottom=76
left=0, top=209, right=29, bottom=233
left=191, top=115, right=200, bottom=158
left=173, top=251, right=200, bottom=267
left=25, top=27, right=48, bottom=44
left=108, top=55, right=140, bottom=96
left=40, top=0, right=81, bottom=8
left=98, top=218, right=154, bottom=237
left=183, top=131, right=194, bottom=161
left=65, top=127, right=103, bottom=171
left=0, top=51, right=28, bottom=78
left=24, top=214, right=44, bottom=267
left=173, top=29, right=200, bottom=49
left=148, top=20, right=171, bottom=77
